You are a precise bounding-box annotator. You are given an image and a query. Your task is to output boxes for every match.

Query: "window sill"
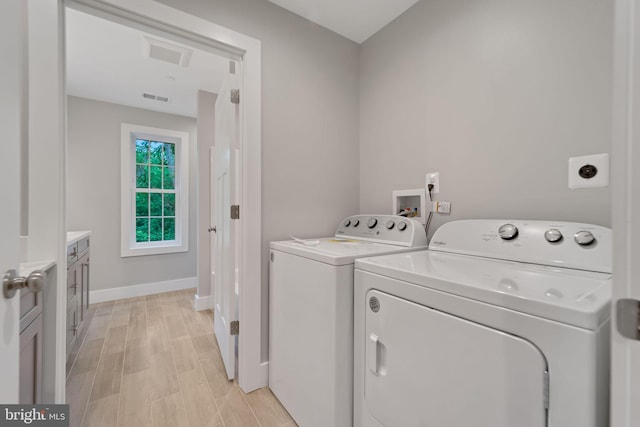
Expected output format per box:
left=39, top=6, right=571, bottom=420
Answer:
left=121, top=242, right=188, bottom=258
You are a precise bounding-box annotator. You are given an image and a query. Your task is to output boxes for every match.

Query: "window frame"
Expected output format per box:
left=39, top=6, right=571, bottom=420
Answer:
left=120, top=123, right=189, bottom=257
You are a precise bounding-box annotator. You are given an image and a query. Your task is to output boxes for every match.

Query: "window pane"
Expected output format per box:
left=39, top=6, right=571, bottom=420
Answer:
left=163, top=218, right=175, bottom=240
left=150, top=166, right=163, bottom=189
left=150, top=141, right=163, bottom=165
left=135, top=139, right=149, bottom=164
left=136, top=192, right=149, bottom=217
left=136, top=218, right=149, bottom=242
left=136, top=165, right=149, bottom=188
left=150, top=218, right=163, bottom=241
left=150, top=193, right=162, bottom=216
left=163, top=166, right=175, bottom=190
left=163, top=143, right=176, bottom=167
left=163, top=193, right=175, bottom=216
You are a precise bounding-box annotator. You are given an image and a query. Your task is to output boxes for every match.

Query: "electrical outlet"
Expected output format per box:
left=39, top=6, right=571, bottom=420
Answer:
left=426, top=172, right=440, bottom=194
left=568, top=153, right=609, bottom=189
left=432, top=201, right=451, bottom=214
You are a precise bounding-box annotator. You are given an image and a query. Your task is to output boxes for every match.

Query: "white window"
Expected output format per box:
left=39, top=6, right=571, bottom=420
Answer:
left=120, top=123, right=189, bottom=257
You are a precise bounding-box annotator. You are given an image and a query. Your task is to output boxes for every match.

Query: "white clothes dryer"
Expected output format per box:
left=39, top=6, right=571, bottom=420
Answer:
left=354, top=220, right=611, bottom=427
left=269, top=215, right=428, bottom=427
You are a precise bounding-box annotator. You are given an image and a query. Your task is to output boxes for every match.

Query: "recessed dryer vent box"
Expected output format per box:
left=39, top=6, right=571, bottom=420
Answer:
left=392, top=189, right=427, bottom=225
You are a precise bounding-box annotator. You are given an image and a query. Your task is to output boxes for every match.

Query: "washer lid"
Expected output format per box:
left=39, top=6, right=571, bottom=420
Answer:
left=271, top=238, right=425, bottom=266
left=356, top=250, right=611, bottom=330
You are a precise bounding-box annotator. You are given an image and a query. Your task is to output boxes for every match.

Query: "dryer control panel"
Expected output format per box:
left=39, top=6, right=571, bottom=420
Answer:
left=335, top=215, right=428, bottom=248
left=429, top=219, right=612, bottom=273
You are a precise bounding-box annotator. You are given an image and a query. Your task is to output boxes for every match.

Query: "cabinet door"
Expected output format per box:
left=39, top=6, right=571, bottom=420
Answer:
left=66, top=297, right=79, bottom=356
left=20, top=315, right=42, bottom=404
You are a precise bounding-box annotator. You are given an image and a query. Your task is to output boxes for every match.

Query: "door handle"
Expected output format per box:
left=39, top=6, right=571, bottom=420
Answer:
left=3, top=269, right=45, bottom=299
left=208, top=226, right=217, bottom=233
left=368, top=333, right=380, bottom=375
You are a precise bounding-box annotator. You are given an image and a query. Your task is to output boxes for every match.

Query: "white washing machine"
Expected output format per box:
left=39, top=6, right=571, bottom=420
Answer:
left=354, top=220, right=611, bottom=427
left=269, top=215, right=428, bottom=427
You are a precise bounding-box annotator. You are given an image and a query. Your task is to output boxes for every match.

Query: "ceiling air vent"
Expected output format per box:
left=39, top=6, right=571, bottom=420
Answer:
left=142, top=35, right=193, bottom=67
left=142, top=93, right=170, bottom=103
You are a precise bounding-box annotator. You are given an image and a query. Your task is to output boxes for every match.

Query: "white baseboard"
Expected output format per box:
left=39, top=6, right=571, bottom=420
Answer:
left=90, top=277, right=197, bottom=303
left=194, top=293, right=214, bottom=311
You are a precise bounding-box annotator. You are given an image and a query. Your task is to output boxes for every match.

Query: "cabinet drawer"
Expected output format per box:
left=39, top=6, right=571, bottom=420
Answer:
left=67, top=242, right=78, bottom=266
left=20, top=287, right=42, bottom=334
left=67, top=265, right=79, bottom=302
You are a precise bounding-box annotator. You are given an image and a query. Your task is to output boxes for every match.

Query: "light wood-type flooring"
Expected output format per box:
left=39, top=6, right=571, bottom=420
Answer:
left=66, top=289, right=296, bottom=427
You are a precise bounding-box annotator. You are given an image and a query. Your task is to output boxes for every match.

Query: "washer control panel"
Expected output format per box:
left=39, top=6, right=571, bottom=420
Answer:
left=430, top=219, right=612, bottom=273
left=335, top=215, right=427, bottom=247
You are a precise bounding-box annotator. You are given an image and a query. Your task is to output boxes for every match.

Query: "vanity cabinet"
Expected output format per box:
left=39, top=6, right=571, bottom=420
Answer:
left=19, top=275, right=43, bottom=404
left=66, top=235, right=90, bottom=358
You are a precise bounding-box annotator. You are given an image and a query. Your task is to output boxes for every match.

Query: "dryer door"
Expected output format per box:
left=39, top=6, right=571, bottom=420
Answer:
left=364, top=290, right=548, bottom=427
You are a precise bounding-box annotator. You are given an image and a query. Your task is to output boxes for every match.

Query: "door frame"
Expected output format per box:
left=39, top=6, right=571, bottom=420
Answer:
left=611, top=0, right=640, bottom=424
left=59, top=0, right=265, bottom=392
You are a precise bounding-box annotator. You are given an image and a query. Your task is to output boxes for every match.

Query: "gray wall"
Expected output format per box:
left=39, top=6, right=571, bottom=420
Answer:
left=67, top=96, right=198, bottom=291
left=158, top=0, right=361, bottom=361
left=360, top=0, right=613, bottom=235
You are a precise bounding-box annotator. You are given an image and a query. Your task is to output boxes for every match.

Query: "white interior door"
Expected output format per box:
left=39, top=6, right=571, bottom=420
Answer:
left=210, top=147, right=217, bottom=303
left=213, top=62, right=240, bottom=380
left=612, top=0, right=640, bottom=425
left=0, top=0, right=25, bottom=403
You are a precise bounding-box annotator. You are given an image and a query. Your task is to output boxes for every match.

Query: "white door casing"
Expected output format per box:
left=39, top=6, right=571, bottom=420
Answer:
left=0, top=0, right=25, bottom=404
left=214, top=64, right=240, bottom=380
left=65, top=0, right=264, bottom=392
left=611, top=0, right=640, bottom=425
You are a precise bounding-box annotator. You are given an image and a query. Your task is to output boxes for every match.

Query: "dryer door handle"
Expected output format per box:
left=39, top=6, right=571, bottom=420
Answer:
left=368, top=333, right=381, bottom=375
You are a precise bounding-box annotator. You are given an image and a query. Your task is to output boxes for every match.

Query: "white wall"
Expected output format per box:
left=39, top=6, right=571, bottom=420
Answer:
left=66, top=96, right=198, bottom=291
left=359, top=0, right=613, bottom=235
left=157, top=0, right=361, bottom=361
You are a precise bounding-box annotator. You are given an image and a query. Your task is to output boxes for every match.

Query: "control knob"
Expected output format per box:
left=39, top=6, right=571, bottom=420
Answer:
left=574, top=230, right=595, bottom=246
left=343, top=219, right=351, bottom=227
left=397, top=221, right=407, bottom=231
left=352, top=219, right=360, bottom=227
left=386, top=220, right=395, bottom=230
left=498, top=224, right=518, bottom=240
left=544, top=229, right=563, bottom=243
left=367, top=217, right=378, bottom=229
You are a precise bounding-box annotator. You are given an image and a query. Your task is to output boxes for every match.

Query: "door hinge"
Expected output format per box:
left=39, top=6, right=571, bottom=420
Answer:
left=616, top=299, right=640, bottom=340
left=231, top=205, right=240, bottom=220
left=230, top=320, right=239, bottom=335
left=543, top=370, right=549, bottom=410
left=230, top=89, right=240, bottom=104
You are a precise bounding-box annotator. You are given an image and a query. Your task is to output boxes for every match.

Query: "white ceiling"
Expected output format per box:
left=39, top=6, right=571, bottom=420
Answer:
left=66, top=8, right=229, bottom=118
left=268, top=0, right=419, bottom=43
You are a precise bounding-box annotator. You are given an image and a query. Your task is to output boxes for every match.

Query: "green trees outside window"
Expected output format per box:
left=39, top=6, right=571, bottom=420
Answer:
left=135, top=139, right=177, bottom=242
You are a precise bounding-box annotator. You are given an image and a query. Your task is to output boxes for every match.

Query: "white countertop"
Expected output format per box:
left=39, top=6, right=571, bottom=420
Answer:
left=67, top=230, right=91, bottom=245
left=19, top=260, right=56, bottom=277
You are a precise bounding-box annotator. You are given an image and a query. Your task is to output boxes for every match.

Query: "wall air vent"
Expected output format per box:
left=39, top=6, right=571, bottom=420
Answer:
left=142, top=93, right=170, bottom=103
left=142, top=35, right=193, bottom=68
